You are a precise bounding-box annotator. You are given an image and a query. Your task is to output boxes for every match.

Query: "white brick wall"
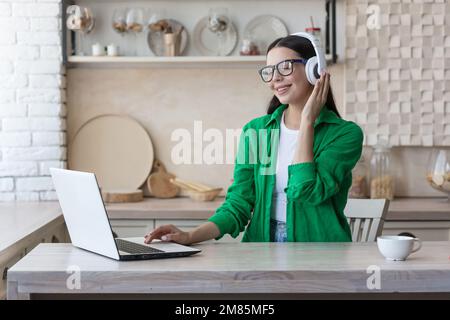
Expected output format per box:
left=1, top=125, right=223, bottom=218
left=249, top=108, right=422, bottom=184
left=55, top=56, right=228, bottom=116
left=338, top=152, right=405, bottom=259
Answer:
left=28, top=103, right=66, bottom=116
left=0, top=162, right=38, bottom=176
left=39, top=160, right=65, bottom=175
left=32, top=132, right=65, bottom=146
left=0, top=178, right=14, bottom=192
left=0, top=0, right=65, bottom=201
left=0, top=3, right=12, bottom=17
left=16, top=177, right=54, bottom=191
left=2, top=117, right=65, bottom=131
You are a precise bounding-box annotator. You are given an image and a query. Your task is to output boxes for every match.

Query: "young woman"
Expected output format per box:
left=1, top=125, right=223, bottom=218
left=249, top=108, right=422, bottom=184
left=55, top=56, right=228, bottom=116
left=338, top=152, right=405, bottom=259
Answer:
left=144, top=35, right=363, bottom=244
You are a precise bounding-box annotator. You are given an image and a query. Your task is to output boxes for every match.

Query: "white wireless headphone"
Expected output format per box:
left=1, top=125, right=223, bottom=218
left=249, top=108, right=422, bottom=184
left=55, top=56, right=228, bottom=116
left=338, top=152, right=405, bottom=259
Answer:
left=291, top=32, right=327, bottom=85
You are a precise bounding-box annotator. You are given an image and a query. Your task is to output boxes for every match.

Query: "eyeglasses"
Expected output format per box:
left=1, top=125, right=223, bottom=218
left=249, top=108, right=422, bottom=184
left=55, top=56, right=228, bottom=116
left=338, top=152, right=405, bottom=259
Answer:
left=258, top=58, right=308, bottom=83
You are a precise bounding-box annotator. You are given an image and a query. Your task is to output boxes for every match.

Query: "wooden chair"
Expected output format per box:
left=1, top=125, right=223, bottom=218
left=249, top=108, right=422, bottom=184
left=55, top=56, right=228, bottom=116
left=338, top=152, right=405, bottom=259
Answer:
left=344, top=199, right=390, bottom=242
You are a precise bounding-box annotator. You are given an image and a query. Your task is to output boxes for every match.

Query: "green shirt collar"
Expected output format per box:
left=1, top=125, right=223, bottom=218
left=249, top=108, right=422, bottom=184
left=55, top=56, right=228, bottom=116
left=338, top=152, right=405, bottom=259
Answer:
left=264, top=104, right=341, bottom=128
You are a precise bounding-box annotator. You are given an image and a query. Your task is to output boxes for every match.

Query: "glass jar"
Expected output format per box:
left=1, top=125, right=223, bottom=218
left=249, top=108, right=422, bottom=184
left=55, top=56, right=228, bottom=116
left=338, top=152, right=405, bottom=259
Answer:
left=426, top=148, right=450, bottom=200
left=370, top=142, right=394, bottom=200
left=239, top=38, right=260, bottom=56
left=349, top=156, right=368, bottom=198
left=305, top=27, right=322, bottom=44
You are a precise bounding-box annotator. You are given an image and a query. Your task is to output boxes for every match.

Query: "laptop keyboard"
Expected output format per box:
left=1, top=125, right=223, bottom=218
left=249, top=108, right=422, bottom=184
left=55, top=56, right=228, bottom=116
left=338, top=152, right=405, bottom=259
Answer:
left=115, top=239, right=164, bottom=254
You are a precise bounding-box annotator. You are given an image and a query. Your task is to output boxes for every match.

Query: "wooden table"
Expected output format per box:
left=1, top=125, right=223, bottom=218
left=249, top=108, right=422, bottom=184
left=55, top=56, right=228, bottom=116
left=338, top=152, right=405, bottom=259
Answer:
left=7, top=241, right=450, bottom=300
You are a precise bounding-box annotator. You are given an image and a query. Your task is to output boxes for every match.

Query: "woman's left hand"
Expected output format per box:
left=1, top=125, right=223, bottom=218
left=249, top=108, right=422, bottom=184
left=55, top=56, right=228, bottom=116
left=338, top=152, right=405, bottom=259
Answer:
left=301, top=72, right=330, bottom=124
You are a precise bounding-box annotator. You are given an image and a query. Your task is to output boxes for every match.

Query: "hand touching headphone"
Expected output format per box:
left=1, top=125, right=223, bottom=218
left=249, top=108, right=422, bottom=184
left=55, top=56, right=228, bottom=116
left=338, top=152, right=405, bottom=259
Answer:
left=290, top=32, right=327, bottom=85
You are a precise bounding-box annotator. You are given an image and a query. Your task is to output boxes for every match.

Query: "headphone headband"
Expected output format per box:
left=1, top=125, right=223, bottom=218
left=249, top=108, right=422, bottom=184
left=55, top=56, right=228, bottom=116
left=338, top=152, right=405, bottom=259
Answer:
left=290, top=32, right=327, bottom=81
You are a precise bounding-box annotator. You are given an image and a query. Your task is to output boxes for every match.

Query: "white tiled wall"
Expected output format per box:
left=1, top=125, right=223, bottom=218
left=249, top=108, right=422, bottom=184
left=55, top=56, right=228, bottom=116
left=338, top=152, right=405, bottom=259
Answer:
left=345, top=0, right=450, bottom=146
left=0, top=0, right=66, bottom=202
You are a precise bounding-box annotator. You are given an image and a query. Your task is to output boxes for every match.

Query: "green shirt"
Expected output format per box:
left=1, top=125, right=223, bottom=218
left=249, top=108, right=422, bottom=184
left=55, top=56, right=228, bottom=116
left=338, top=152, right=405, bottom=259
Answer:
left=208, top=104, right=364, bottom=242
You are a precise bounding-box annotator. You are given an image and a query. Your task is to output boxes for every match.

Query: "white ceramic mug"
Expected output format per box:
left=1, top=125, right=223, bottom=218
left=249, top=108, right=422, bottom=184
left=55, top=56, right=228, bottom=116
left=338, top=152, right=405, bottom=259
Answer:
left=107, top=44, right=119, bottom=56
left=377, top=235, right=422, bottom=261
left=92, top=43, right=104, bottom=56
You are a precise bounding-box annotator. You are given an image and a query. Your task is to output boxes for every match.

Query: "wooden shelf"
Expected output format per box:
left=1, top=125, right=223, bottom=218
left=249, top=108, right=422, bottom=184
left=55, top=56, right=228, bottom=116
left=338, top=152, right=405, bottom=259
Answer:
left=67, top=55, right=267, bottom=68
left=67, top=54, right=336, bottom=68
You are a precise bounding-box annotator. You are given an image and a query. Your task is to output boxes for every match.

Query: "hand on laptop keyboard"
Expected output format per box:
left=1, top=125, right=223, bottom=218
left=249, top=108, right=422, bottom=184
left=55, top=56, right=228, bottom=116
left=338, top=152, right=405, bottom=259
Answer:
left=144, top=224, right=191, bottom=245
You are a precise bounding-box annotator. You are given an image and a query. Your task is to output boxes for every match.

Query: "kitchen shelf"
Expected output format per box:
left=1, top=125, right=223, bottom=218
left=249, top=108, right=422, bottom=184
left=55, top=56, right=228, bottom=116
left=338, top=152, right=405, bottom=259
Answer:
left=67, top=55, right=265, bottom=68
left=62, top=0, right=340, bottom=66
left=67, top=54, right=335, bottom=68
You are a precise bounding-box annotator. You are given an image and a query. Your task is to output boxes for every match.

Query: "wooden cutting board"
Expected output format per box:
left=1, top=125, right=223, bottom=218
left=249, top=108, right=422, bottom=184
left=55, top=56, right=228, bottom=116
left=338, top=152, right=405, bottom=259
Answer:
left=69, top=114, right=154, bottom=190
left=101, top=189, right=144, bottom=203
left=147, top=159, right=179, bottom=198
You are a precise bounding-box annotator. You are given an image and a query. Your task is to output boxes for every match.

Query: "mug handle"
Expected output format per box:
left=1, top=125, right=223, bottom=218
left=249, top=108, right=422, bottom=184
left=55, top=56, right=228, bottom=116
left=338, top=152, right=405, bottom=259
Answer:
left=411, top=238, right=422, bottom=253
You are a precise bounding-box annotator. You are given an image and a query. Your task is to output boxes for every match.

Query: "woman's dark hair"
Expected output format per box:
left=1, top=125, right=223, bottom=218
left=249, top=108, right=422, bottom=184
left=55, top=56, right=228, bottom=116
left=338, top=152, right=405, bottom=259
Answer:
left=266, top=35, right=340, bottom=117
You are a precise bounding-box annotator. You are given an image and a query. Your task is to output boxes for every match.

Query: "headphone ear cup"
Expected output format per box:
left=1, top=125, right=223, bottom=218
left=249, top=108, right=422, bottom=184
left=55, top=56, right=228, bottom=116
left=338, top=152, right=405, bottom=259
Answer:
left=305, top=56, right=319, bottom=85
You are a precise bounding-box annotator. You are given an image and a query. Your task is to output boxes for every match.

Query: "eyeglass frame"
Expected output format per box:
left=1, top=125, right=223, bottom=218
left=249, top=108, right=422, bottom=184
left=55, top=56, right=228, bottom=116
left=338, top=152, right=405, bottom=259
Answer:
left=258, top=58, right=308, bottom=83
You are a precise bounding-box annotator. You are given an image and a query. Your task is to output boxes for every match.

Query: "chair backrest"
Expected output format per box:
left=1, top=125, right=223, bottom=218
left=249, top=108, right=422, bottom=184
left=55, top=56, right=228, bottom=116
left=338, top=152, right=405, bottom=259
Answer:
left=344, top=199, right=390, bottom=242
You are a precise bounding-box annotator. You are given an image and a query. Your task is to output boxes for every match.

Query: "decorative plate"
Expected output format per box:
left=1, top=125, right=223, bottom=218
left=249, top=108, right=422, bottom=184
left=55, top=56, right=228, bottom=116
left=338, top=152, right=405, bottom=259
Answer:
left=193, top=16, right=237, bottom=56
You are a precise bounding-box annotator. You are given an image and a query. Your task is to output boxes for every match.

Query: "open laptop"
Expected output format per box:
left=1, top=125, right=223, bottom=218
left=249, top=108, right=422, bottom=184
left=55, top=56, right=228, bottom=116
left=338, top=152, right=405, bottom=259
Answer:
left=50, top=168, right=201, bottom=261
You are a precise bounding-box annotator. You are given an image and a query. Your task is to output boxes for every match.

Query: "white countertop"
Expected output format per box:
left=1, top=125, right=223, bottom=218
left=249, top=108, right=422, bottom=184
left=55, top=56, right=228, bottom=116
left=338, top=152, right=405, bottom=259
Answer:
left=0, top=201, right=63, bottom=254
left=105, top=196, right=450, bottom=221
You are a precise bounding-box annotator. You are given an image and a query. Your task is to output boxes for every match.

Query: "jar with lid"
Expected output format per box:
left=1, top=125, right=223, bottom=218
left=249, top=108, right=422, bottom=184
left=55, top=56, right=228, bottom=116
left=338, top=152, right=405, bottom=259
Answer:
left=370, top=141, right=394, bottom=200
left=239, top=38, right=260, bottom=56
left=349, top=156, right=368, bottom=198
left=305, top=27, right=322, bottom=44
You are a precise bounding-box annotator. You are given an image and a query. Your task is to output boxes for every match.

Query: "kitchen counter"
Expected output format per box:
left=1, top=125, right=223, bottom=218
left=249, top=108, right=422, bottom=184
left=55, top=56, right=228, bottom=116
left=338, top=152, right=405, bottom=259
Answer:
left=0, top=202, right=63, bottom=255
left=105, top=196, right=224, bottom=220
left=104, top=197, right=450, bottom=242
left=1, top=197, right=449, bottom=250
left=0, top=202, right=68, bottom=300
left=105, top=196, right=450, bottom=221
left=1, top=197, right=449, bottom=251
left=7, top=241, right=450, bottom=299
left=1, top=197, right=449, bottom=229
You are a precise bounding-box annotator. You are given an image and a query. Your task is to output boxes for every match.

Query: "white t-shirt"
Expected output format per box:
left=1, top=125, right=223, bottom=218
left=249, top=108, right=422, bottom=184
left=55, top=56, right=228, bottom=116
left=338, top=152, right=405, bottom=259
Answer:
left=271, top=110, right=299, bottom=222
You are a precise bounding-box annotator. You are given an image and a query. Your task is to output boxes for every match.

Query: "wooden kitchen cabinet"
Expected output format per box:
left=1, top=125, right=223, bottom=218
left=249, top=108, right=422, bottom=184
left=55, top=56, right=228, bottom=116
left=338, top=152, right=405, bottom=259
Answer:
left=154, top=219, right=206, bottom=231
left=110, top=218, right=243, bottom=243
left=0, top=248, right=25, bottom=300
left=0, top=202, right=70, bottom=300
left=110, top=220, right=155, bottom=239
left=106, top=197, right=450, bottom=242
left=110, top=218, right=450, bottom=242
left=1, top=221, right=69, bottom=300
left=382, top=221, right=450, bottom=241
left=155, top=219, right=244, bottom=242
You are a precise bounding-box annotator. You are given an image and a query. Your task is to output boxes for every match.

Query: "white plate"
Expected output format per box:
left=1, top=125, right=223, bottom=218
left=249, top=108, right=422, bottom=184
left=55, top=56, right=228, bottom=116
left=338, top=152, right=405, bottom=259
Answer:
left=147, top=19, right=188, bottom=56
left=193, top=16, right=237, bottom=56
left=244, top=15, right=289, bottom=54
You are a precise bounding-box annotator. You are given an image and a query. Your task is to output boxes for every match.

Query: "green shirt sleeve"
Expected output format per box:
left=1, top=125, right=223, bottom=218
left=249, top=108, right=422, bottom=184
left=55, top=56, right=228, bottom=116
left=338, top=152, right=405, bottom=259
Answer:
left=208, top=124, right=256, bottom=240
left=285, top=122, right=363, bottom=205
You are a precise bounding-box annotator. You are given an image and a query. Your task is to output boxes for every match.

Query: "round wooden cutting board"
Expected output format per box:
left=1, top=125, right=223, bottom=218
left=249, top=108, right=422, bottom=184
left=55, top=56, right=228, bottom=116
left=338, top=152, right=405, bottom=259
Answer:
left=69, top=115, right=154, bottom=190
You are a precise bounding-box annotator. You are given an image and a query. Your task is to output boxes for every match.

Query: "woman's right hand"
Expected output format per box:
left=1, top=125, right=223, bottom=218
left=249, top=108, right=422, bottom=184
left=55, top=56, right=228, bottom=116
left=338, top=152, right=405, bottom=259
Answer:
left=144, top=224, right=192, bottom=245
